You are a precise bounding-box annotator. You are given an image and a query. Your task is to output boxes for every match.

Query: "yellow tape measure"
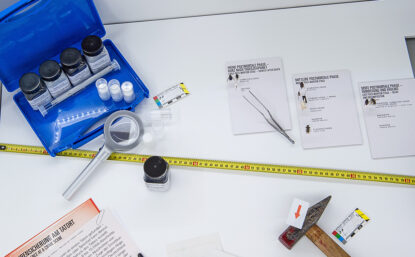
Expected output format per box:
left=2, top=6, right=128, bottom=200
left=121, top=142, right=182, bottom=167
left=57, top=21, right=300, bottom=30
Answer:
left=1, top=143, right=414, bottom=186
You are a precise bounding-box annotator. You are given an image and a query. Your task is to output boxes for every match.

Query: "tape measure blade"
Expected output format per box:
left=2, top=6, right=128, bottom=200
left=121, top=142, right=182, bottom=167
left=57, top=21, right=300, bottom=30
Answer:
left=0, top=143, right=414, bottom=186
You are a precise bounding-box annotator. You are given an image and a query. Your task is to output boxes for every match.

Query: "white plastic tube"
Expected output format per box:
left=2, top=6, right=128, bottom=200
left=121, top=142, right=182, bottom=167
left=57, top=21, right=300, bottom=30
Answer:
left=95, top=78, right=110, bottom=101
left=109, top=79, right=123, bottom=102
left=121, top=81, right=136, bottom=103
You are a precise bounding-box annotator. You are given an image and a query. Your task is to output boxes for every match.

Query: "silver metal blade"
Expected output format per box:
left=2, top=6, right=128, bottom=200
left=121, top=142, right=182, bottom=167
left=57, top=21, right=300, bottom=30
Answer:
left=303, top=196, right=331, bottom=228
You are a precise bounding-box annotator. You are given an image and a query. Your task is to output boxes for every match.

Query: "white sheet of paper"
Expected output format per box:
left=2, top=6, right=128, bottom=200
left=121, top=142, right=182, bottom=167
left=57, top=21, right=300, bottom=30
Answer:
left=167, top=234, right=223, bottom=257
left=359, top=78, right=415, bottom=159
left=203, top=250, right=238, bottom=257
left=286, top=198, right=310, bottom=229
left=226, top=57, right=292, bottom=135
left=46, top=210, right=140, bottom=257
left=292, top=70, right=362, bottom=149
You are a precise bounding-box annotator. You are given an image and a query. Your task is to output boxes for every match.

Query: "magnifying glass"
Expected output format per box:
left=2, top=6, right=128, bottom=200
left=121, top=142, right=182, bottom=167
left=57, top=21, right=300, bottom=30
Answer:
left=63, top=110, right=144, bottom=200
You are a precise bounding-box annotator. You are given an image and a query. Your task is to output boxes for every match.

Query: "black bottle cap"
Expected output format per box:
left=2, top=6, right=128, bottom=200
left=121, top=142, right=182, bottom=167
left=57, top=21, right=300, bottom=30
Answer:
left=60, top=48, right=82, bottom=69
left=39, top=60, right=62, bottom=81
left=82, top=35, right=104, bottom=57
left=144, top=156, right=168, bottom=179
left=19, top=73, right=44, bottom=99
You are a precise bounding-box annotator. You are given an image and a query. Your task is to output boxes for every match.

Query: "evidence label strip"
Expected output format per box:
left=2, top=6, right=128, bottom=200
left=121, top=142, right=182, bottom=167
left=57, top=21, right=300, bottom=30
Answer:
left=1, top=143, right=414, bottom=186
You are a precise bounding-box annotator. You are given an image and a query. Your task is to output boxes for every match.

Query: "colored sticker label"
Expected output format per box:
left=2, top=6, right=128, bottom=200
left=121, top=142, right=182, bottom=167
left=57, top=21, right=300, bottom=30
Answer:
left=153, top=83, right=190, bottom=108
left=332, top=208, right=370, bottom=244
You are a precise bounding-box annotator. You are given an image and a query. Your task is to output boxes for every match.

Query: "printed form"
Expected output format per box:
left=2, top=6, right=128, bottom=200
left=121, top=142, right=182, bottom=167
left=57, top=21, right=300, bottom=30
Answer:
left=292, top=70, right=362, bottom=149
left=360, top=78, right=415, bottom=159
left=226, top=57, right=291, bottom=135
left=6, top=199, right=141, bottom=257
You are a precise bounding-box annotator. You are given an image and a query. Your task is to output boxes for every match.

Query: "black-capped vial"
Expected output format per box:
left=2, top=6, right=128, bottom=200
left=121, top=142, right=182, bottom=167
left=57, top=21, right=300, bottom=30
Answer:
left=143, top=156, right=170, bottom=192
left=19, top=73, right=53, bottom=110
left=60, top=48, right=92, bottom=86
left=81, top=35, right=111, bottom=74
left=39, top=60, right=71, bottom=98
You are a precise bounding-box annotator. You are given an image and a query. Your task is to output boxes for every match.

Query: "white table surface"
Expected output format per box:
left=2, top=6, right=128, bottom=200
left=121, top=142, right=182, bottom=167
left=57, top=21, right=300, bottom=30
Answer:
left=1, top=0, right=414, bottom=256
left=93, top=0, right=368, bottom=24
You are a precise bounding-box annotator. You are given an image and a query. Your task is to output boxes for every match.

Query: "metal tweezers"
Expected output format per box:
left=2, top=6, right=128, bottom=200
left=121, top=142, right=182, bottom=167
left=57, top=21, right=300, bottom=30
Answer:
left=243, top=90, right=295, bottom=144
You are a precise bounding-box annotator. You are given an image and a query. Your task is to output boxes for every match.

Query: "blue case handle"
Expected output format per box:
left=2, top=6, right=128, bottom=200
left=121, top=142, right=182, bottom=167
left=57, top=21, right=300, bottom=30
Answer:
left=0, top=0, right=43, bottom=22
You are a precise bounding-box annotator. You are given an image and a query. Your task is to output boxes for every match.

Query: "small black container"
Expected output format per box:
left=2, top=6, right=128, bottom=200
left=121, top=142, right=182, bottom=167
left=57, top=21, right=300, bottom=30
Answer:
left=82, top=35, right=111, bottom=74
left=143, top=156, right=170, bottom=191
left=39, top=60, right=61, bottom=81
left=39, top=60, right=71, bottom=98
left=60, top=48, right=91, bottom=85
left=19, top=72, right=52, bottom=110
left=82, top=35, right=104, bottom=56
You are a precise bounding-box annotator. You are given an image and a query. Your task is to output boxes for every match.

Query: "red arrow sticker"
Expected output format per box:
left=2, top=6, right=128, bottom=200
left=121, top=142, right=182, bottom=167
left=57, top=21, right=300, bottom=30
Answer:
left=286, top=198, right=310, bottom=229
left=295, top=205, right=302, bottom=219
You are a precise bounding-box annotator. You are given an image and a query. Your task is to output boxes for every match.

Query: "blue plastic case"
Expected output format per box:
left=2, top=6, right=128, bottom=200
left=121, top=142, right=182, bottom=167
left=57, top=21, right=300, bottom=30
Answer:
left=0, top=0, right=149, bottom=156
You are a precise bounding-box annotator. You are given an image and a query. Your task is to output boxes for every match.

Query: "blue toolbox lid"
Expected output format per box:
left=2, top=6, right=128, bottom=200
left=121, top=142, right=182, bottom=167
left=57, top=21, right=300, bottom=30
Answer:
left=0, top=0, right=105, bottom=91
left=0, top=0, right=150, bottom=156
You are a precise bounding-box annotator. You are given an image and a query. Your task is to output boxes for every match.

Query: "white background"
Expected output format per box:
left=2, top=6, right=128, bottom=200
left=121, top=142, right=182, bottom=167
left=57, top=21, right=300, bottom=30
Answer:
left=0, top=0, right=370, bottom=23
left=92, top=0, right=370, bottom=24
left=1, top=0, right=415, bottom=257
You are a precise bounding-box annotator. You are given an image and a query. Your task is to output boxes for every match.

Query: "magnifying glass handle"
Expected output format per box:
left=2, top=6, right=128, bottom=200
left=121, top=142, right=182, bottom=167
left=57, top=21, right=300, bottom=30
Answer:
left=63, top=146, right=112, bottom=200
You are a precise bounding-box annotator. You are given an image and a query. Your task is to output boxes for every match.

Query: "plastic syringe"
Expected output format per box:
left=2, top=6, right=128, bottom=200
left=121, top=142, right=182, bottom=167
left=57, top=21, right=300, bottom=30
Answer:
left=39, top=60, right=121, bottom=116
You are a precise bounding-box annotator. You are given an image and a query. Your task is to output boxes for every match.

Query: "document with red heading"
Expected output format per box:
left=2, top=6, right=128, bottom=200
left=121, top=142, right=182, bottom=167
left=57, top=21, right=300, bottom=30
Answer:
left=6, top=199, right=141, bottom=257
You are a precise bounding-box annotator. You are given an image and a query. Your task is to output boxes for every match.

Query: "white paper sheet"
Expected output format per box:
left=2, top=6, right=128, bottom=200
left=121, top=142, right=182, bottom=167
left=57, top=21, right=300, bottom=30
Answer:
left=46, top=210, right=140, bottom=257
left=292, top=70, right=362, bottom=149
left=167, top=234, right=223, bottom=257
left=167, top=234, right=238, bottom=257
left=226, top=57, right=291, bottom=135
left=203, top=250, right=238, bottom=257
left=359, top=78, right=415, bottom=159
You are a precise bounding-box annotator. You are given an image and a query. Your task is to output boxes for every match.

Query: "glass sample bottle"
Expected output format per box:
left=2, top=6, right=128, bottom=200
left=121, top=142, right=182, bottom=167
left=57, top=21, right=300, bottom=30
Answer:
left=39, top=60, right=72, bottom=98
left=81, top=35, right=111, bottom=74
left=143, top=156, right=170, bottom=192
left=60, top=48, right=91, bottom=86
left=19, top=73, right=53, bottom=110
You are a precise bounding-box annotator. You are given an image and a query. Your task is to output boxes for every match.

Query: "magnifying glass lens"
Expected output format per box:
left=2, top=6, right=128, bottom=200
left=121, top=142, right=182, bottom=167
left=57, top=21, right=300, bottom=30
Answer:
left=109, top=116, right=140, bottom=146
left=63, top=111, right=144, bottom=200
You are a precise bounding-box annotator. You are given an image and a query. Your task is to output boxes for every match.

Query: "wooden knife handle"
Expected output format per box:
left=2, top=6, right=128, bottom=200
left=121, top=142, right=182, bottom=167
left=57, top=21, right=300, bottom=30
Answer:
left=305, top=224, right=350, bottom=257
